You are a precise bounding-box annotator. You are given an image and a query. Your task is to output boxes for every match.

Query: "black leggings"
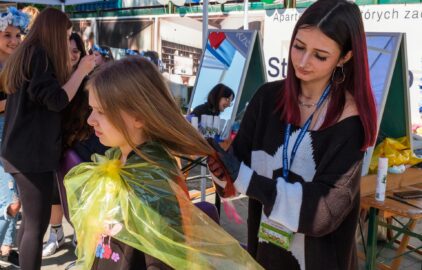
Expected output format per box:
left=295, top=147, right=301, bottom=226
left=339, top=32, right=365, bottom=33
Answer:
left=13, top=172, right=54, bottom=270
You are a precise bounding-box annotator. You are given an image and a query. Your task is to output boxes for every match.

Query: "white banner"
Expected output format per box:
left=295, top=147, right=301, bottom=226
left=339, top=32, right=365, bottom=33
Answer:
left=264, top=4, right=422, bottom=124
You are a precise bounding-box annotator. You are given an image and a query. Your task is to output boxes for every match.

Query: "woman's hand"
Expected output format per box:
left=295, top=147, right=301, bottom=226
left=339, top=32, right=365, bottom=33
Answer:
left=63, top=54, right=95, bottom=101
left=77, top=54, right=96, bottom=76
left=206, top=138, right=240, bottom=183
left=207, top=155, right=227, bottom=181
left=208, top=155, right=230, bottom=197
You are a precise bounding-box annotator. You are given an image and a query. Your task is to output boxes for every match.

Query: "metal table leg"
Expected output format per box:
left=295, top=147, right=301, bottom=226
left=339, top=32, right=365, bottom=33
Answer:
left=366, top=207, right=379, bottom=270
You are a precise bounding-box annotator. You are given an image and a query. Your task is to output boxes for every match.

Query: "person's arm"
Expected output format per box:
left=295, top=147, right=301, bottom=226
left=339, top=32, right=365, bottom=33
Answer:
left=26, top=50, right=95, bottom=112
left=62, top=55, right=95, bottom=101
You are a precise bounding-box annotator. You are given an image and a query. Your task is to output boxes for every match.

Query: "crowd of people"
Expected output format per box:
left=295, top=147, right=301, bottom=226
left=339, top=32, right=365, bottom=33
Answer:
left=0, top=0, right=377, bottom=269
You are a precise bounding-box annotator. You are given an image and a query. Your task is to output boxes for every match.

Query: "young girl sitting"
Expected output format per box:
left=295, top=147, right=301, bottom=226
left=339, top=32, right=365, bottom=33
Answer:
left=64, top=56, right=261, bottom=270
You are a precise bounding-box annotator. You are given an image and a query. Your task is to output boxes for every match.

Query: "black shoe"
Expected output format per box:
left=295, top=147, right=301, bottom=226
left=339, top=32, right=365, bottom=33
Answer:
left=0, top=250, right=19, bottom=268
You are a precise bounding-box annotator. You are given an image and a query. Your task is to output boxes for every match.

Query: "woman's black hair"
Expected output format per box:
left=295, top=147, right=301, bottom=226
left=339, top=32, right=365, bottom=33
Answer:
left=207, top=83, right=235, bottom=111
left=70, top=32, right=86, bottom=67
left=142, top=50, right=160, bottom=67
left=62, top=33, right=91, bottom=151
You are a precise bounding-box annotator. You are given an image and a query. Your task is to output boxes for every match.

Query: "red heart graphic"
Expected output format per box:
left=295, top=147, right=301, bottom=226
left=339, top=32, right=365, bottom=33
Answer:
left=209, top=32, right=226, bottom=49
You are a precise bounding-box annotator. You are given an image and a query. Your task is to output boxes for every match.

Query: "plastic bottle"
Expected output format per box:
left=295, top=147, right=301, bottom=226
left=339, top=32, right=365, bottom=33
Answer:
left=375, top=157, right=388, bottom=201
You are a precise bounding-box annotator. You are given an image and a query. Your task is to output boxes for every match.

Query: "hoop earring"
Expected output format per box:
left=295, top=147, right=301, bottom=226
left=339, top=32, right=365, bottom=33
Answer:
left=331, top=66, right=345, bottom=84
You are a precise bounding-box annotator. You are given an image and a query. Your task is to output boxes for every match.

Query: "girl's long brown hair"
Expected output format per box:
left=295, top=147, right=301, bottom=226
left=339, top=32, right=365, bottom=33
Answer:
left=87, top=56, right=213, bottom=159
left=1, top=8, right=72, bottom=94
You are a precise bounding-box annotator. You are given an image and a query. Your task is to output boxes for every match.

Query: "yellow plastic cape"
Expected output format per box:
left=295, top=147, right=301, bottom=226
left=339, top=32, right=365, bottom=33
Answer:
left=64, top=142, right=262, bottom=270
left=369, top=137, right=422, bottom=173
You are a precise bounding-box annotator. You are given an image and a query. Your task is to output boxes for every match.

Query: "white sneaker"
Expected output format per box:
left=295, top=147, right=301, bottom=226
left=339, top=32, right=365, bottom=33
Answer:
left=42, top=227, right=65, bottom=257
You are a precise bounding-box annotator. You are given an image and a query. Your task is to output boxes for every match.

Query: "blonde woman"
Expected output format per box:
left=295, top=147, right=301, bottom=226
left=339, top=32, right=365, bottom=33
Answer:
left=21, top=5, right=39, bottom=30
left=0, top=8, right=95, bottom=270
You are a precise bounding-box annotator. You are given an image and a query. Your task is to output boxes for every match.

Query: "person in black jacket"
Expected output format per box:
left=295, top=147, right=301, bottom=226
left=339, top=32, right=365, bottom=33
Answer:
left=191, top=83, right=235, bottom=119
left=0, top=8, right=95, bottom=270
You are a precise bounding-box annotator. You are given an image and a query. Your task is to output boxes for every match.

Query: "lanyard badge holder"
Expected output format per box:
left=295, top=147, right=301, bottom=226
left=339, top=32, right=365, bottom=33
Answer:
left=258, top=84, right=331, bottom=250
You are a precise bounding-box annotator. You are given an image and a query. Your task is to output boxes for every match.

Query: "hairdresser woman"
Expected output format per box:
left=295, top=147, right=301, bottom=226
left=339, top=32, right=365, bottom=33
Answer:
left=0, top=8, right=95, bottom=270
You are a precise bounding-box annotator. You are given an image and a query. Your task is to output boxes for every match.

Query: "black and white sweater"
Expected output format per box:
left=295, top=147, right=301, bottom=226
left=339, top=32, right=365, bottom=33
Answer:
left=232, top=80, right=363, bottom=270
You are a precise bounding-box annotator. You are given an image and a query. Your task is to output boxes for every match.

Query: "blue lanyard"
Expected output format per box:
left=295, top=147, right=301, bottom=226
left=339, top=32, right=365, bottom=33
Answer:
left=282, top=84, right=331, bottom=179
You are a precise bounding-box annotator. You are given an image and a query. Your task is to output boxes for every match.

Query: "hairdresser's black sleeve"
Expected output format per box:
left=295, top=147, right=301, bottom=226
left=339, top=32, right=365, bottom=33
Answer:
left=26, top=47, right=69, bottom=112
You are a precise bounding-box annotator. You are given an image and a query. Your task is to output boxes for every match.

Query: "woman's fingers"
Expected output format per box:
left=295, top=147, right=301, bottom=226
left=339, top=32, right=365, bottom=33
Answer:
left=207, top=156, right=226, bottom=180
left=79, top=54, right=96, bottom=74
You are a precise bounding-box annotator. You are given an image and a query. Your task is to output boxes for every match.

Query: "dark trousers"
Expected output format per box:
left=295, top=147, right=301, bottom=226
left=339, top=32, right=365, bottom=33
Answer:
left=13, top=172, right=54, bottom=270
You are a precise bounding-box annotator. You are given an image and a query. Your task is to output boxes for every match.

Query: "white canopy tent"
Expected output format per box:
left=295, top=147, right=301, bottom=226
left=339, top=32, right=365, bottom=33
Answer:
left=0, top=0, right=101, bottom=11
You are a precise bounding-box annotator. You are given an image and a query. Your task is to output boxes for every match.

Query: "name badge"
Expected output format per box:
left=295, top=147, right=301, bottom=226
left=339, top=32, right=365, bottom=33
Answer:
left=258, top=214, right=293, bottom=250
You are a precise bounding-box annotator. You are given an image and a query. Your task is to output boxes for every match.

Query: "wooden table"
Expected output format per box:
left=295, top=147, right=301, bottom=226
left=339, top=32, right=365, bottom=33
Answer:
left=360, top=168, right=422, bottom=270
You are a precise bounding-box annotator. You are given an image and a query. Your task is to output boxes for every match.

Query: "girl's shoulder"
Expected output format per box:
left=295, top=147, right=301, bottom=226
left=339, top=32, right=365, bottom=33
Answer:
left=338, top=90, right=359, bottom=122
left=192, top=102, right=212, bottom=116
left=255, top=80, right=284, bottom=99
left=245, top=80, right=285, bottom=112
left=310, top=115, right=363, bottom=144
left=129, top=142, right=176, bottom=167
left=127, top=142, right=180, bottom=179
left=28, top=44, right=51, bottom=70
left=28, top=44, right=47, bottom=58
